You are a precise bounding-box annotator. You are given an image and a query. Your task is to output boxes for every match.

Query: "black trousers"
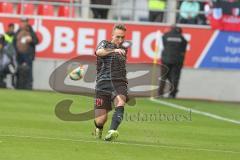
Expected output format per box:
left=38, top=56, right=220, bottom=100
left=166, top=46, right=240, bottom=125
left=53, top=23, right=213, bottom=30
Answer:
left=0, top=65, right=13, bottom=88
left=179, top=17, right=198, bottom=24
left=158, top=63, right=183, bottom=98
left=149, top=11, right=164, bottom=22
left=16, top=54, right=33, bottom=90
left=0, top=71, right=6, bottom=88
left=91, top=8, right=109, bottom=19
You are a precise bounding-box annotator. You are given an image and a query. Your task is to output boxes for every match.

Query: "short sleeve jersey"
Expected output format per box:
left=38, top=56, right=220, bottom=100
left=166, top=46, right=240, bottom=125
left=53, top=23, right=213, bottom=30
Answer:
left=95, top=40, right=127, bottom=83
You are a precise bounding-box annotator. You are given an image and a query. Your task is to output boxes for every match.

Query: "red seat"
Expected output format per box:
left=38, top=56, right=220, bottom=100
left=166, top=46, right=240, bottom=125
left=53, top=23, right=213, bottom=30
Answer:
left=17, top=3, right=35, bottom=15
left=48, top=0, right=71, bottom=2
left=0, top=2, right=14, bottom=14
left=58, top=5, right=75, bottom=17
left=37, top=4, right=54, bottom=16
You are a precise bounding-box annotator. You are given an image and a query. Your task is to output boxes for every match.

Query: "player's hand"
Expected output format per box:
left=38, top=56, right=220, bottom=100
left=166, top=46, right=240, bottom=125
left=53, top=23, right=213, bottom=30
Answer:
left=114, top=49, right=126, bottom=55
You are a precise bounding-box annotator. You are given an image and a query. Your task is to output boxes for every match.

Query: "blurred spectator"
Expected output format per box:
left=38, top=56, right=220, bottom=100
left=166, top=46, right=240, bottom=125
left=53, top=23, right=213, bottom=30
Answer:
left=158, top=25, right=187, bottom=98
left=14, top=18, right=39, bottom=90
left=4, top=23, right=16, bottom=62
left=198, top=0, right=208, bottom=25
left=4, top=23, right=15, bottom=44
left=4, top=23, right=17, bottom=87
left=179, top=0, right=200, bottom=24
left=148, top=0, right=166, bottom=22
left=0, top=34, right=17, bottom=88
left=90, top=0, right=112, bottom=19
left=203, top=0, right=214, bottom=24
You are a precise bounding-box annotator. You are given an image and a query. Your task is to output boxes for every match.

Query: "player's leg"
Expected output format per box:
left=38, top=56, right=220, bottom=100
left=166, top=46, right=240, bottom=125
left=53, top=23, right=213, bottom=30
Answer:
left=104, top=81, right=128, bottom=141
left=104, top=94, right=126, bottom=141
left=93, top=93, right=112, bottom=139
left=111, top=95, right=126, bottom=130
left=93, top=108, right=107, bottom=139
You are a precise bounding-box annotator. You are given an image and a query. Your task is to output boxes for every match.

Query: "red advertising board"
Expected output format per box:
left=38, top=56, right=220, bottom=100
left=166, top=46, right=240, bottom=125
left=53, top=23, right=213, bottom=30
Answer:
left=0, top=16, right=214, bottom=67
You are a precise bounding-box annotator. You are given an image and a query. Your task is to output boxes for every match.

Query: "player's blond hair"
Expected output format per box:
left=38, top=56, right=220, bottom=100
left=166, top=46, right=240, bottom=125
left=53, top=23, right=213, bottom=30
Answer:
left=113, top=24, right=127, bottom=31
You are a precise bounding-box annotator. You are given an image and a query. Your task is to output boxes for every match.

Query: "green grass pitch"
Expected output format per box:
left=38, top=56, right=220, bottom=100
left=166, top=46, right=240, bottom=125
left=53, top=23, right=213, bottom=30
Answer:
left=0, top=89, right=240, bottom=160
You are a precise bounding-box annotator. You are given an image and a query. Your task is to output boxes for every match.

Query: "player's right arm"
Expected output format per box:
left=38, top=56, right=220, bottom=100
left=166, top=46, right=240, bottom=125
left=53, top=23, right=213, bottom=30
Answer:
left=95, top=40, right=126, bottom=57
left=96, top=48, right=125, bottom=56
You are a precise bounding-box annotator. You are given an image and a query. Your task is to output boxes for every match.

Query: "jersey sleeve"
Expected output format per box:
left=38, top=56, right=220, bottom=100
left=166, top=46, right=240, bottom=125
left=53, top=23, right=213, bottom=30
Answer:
left=96, top=40, right=108, bottom=50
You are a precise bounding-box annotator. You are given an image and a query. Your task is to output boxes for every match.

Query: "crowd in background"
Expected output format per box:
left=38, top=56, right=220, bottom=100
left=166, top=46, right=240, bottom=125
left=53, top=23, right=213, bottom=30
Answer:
left=89, top=0, right=215, bottom=24
left=0, top=18, right=38, bottom=90
left=1, top=0, right=239, bottom=25
left=149, top=0, right=239, bottom=25
left=91, top=0, right=239, bottom=25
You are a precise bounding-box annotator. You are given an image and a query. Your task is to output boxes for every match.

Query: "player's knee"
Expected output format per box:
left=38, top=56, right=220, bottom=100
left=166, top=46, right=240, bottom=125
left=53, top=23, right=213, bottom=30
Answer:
left=117, top=101, right=125, bottom=106
left=114, top=95, right=126, bottom=106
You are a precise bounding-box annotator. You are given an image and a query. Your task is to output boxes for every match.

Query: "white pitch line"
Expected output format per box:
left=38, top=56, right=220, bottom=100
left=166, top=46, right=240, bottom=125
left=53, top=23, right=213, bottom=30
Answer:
left=0, top=134, right=240, bottom=154
left=150, top=98, right=240, bottom=125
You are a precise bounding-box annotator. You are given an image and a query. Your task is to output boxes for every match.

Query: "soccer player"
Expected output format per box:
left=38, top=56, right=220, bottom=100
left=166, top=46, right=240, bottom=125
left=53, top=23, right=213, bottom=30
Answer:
left=93, top=24, right=128, bottom=141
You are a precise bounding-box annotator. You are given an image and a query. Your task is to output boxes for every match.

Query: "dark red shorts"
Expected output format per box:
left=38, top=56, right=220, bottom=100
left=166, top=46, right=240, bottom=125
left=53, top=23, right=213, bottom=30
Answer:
left=94, top=80, right=128, bottom=110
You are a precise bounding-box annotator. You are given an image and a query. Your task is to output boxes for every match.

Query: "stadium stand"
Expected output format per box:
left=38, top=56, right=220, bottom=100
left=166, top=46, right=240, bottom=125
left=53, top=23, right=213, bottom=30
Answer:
left=17, top=3, right=35, bottom=15
left=37, top=4, right=55, bottom=16
left=44, top=0, right=71, bottom=2
left=0, top=2, right=14, bottom=14
left=0, top=0, right=214, bottom=25
left=58, top=5, right=75, bottom=17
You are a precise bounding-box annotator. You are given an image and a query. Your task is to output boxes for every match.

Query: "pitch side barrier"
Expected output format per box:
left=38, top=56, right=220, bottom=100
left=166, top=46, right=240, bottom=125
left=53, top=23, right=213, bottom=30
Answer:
left=0, top=14, right=217, bottom=69
left=1, top=15, right=240, bottom=102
